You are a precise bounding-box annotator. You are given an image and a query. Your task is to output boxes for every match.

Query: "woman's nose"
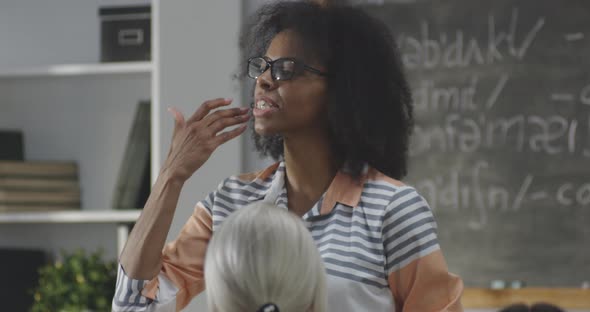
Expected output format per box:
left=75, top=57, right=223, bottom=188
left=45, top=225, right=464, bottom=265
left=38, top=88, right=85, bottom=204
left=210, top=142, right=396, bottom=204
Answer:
left=256, top=69, right=278, bottom=91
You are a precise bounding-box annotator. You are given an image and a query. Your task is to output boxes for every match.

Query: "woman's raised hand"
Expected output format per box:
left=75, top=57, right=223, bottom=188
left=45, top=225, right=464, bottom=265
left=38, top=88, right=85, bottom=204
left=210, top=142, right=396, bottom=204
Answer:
left=162, top=98, right=250, bottom=182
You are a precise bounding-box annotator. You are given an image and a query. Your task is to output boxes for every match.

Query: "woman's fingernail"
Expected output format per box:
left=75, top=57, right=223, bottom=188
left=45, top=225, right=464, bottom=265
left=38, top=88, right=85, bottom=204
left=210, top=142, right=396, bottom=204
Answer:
left=225, top=97, right=233, bottom=102
left=240, top=107, right=249, bottom=112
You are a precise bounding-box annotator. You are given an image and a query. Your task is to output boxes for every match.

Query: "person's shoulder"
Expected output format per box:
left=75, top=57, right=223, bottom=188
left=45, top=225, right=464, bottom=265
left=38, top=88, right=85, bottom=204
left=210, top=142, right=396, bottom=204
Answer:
left=364, top=167, right=426, bottom=208
left=364, top=167, right=408, bottom=194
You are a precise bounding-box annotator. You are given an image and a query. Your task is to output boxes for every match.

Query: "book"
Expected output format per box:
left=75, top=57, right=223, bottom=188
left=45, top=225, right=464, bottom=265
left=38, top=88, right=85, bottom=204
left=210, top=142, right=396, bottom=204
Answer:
left=0, top=161, right=80, bottom=213
left=0, top=177, right=79, bottom=191
left=0, top=161, right=78, bottom=179
left=0, top=189, right=80, bottom=212
left=0, top=130, right=24, bottom=160
left=112, top=101, right=151, bottom=209
left=0, top=189, right=80, bottom=205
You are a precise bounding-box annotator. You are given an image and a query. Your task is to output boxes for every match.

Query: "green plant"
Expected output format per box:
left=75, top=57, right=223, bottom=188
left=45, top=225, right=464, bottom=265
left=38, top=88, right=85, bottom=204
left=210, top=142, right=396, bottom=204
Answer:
left=30, top=249, right=117, bottom=312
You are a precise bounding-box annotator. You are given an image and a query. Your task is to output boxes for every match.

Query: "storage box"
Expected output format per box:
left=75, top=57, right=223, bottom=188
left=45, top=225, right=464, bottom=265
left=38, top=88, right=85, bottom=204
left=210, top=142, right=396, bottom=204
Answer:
left=99, top=5, right=151, bottom=62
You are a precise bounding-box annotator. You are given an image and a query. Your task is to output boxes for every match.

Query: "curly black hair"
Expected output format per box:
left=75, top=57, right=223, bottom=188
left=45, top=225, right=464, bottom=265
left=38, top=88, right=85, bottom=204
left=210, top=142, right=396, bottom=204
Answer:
left=240, top=1, right=413, bottom=179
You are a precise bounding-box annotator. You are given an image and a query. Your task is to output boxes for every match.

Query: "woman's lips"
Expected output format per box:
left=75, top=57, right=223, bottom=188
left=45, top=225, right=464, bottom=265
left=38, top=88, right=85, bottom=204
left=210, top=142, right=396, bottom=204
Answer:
left=253, top=106, right=279, bottom=117
left=255, top=97, right=279, bottom=109
left=253, top=97, right=280, bottom=117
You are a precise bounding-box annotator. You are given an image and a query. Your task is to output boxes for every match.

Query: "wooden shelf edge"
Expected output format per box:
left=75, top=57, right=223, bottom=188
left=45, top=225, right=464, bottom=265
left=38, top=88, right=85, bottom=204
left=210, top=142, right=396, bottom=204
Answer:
left=463, top=288, right=590, bottom=309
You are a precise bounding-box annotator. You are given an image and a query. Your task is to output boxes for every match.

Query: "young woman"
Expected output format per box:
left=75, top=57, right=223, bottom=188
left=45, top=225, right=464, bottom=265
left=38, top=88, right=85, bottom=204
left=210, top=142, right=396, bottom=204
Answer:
left=205, top=202, right=326, bottom=312
left=113, top=2, right=463, bottom=311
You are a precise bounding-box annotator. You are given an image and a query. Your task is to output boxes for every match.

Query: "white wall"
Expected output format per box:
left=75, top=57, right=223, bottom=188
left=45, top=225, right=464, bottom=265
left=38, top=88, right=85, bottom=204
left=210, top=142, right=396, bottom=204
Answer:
left=156, top=0, right=242, bottom=310
left=0, top=0, right=150, bottom=68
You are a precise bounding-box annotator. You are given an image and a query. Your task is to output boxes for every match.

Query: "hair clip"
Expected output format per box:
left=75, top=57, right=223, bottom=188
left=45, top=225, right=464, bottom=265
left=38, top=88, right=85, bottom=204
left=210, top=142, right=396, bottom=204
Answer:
left=256, top=303, right=280, bottom=312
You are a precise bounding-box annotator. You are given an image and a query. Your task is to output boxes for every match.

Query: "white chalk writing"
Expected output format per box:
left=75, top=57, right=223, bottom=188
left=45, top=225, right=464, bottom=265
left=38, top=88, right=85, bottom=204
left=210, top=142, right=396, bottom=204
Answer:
left=411, top=114, right=589, bottom=156
left=398, top=8, right=545, bottom=69
left=414, top=161, right=590, bottom=225
left=413, top=74, right=508, bottom=112
left=564, top=32, right=584, bottom=41
left=581, top=84, right=590, bottom=106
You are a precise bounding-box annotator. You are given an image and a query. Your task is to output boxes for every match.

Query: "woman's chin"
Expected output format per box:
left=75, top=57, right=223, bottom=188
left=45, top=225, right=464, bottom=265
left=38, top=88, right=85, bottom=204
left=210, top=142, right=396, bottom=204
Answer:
left=254, top=121, right=281, bottom=136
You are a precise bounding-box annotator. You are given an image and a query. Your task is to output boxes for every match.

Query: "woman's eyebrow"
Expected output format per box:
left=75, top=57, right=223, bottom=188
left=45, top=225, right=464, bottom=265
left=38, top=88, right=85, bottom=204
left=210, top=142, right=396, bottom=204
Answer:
left=264, top=55, right=299, bottom=61
left=263, top=55, right=277, bottom=62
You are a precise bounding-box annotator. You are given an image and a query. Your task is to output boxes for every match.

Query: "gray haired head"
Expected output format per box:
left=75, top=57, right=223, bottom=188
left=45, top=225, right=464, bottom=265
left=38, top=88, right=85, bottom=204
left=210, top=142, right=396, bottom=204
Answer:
left=205, top=201, right=327, bottom=312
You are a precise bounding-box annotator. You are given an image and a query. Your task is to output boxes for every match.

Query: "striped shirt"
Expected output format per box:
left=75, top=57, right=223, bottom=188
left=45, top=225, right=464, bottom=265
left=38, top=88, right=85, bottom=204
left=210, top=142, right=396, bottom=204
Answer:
left=113, top=162, right=463, bottom=312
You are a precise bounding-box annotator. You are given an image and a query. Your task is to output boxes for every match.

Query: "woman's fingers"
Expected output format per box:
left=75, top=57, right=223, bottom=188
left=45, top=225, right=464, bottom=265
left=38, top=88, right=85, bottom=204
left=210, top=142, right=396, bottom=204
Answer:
left=203, top=106, right=250, bottom=127
left=161, top=98, right=250, bottom=181
left=208, top=113, right=250, bottom=135
left=211, top=124, right=249, bottom=147
left=168, top=107, right=185, bottom=137
left=187, top=98, right=233, bottom=123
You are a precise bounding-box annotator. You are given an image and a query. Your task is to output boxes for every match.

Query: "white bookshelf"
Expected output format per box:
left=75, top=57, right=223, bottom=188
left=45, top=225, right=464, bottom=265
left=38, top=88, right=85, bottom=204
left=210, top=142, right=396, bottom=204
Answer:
left=0, top=0, right=157, bottom=261
left=0, top=210, right=141, bottom=255
left=0, top=61, right=152, bottom=78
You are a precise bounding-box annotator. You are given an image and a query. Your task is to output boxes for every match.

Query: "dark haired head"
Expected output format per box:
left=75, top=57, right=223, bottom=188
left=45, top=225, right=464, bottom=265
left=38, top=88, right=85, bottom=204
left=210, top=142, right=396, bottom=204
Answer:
left=241, top=1, right=413, bottom=179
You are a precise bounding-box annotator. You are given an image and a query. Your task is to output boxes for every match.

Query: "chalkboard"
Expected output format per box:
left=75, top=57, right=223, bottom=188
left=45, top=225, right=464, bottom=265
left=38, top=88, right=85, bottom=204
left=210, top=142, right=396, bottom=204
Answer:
left=360, top=0, right=590, bottom=287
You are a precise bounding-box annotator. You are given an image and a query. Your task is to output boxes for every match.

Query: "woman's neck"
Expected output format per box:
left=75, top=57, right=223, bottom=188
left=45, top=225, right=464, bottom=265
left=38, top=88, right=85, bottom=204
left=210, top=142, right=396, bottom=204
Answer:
left=282, top=130, right=338, bottom=215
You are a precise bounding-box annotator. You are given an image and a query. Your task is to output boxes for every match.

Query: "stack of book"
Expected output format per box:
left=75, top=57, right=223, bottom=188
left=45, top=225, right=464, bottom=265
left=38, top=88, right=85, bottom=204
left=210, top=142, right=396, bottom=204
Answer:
left=0, top=161, right=81, bottom=213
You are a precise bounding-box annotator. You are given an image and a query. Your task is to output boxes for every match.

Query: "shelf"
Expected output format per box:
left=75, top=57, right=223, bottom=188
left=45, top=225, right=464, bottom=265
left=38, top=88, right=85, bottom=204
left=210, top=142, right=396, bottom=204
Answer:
left=0, top=210, right=141, bottom=224
left=0, top=61, right=152, bottom=78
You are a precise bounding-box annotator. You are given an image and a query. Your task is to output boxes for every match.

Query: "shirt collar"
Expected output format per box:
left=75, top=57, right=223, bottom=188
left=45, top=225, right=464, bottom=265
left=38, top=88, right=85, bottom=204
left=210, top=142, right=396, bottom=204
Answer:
left=262, top=162, right=364, bottom=214
left=260, top=162, right=286, bottom=207
left=319, top=166, right=364, bottom=214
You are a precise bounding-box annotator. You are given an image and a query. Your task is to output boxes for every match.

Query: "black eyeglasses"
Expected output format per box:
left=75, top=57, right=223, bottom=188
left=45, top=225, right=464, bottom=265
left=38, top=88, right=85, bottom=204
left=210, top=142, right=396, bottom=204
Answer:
left=247, top=57, right=327, bottom=81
